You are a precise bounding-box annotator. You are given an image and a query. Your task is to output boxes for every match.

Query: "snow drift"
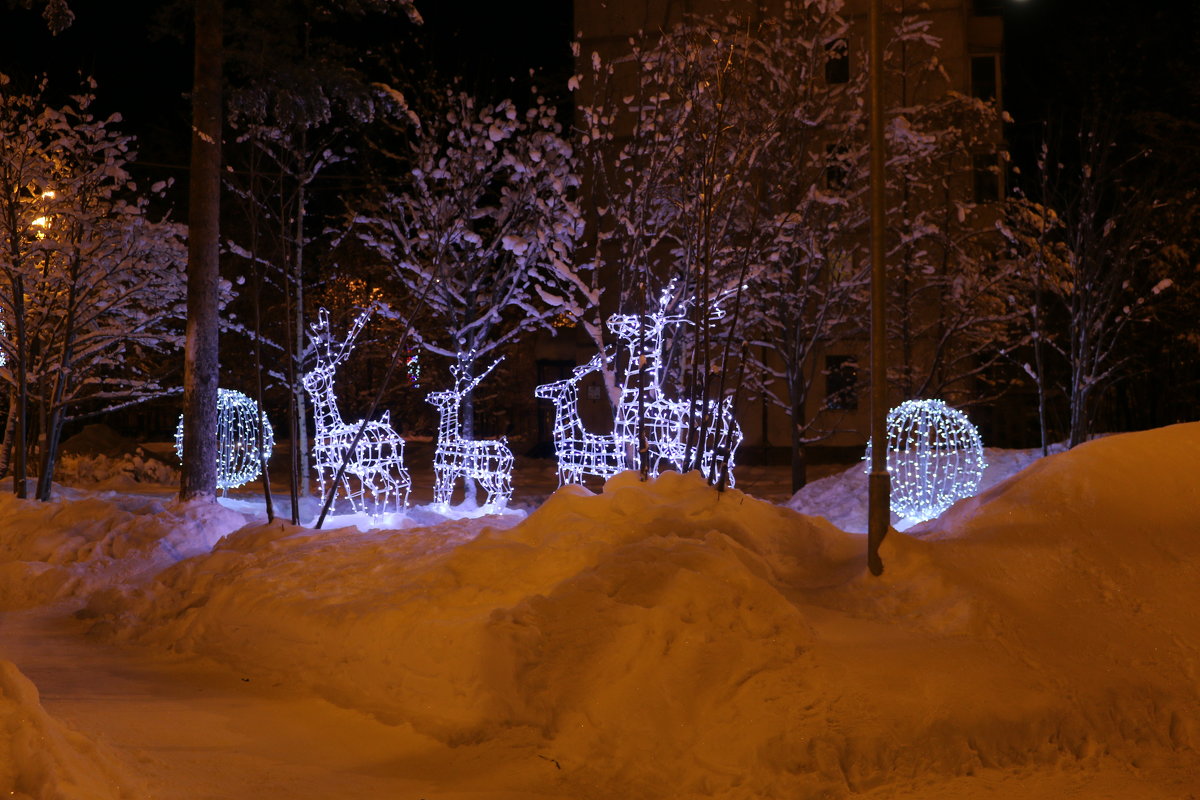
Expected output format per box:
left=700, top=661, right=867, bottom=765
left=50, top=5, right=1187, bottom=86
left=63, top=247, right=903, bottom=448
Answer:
left=0, top=492, right=243, bottom=610
left=79, top=423, right=1200, bottom=799
left=0, top=660, right=139, bottom=799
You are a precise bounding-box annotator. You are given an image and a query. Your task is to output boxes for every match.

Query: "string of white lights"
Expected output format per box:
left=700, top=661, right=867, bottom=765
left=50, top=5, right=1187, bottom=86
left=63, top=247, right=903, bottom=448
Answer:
left=606, top=289, right=742, bottom=485
left=302, top=307, right=411, bottom=518
left=864, top=398, right=986, bottom=522
left=427, top=356, right=514, bottom=510
left=534, top=351, right=625, bottom=485
left=174, top=388, right=274, bottom=491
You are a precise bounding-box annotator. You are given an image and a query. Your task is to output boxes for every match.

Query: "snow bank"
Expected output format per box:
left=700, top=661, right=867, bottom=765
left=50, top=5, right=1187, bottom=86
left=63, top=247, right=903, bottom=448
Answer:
left=82, top=424, right=1200, bottom=799
left=0, top=660, right=140, bottom=799
left=56, top=423, right=179, bottom=488
left=788, top=443, right=1066, bottom=531
left=0, top=492, right=245, bottom=609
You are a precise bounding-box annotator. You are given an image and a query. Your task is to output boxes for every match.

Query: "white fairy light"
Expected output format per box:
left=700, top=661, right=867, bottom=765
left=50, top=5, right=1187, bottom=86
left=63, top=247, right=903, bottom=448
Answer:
left=174, top=388, right=274, bottom=490
left=427, top=355, right=514, bottom=510
left=864, top=399, right=986, bottom=523
left=534, top=351, right=625, bottom=485
left=302, top=307, right=411, bottom=518
left=604, top=285, right=742, bottom=485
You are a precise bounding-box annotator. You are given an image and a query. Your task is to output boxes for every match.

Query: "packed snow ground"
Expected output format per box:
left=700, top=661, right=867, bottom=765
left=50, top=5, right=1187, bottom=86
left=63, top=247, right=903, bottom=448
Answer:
left=1, top=424, right=1198, bottom=798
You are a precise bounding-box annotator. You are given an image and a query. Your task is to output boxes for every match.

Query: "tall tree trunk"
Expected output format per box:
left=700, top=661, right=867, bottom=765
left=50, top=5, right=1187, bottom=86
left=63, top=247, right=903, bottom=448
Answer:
left=788, top=370, right=807, bottom=493
left=0, top=386, right=16, bottom=480
left=292, top=179, right=310, bottom=497
left=180, top=0, right=223, bottom=502
left=36, top=254, right=81, bottom=501
left=247, top=159, right=274, bottom=522
left=11, top=274, right=27, bottom=498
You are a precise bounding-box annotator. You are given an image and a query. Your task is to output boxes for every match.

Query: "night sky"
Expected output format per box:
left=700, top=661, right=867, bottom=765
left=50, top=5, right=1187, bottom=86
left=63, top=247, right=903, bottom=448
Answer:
left=0, top=0, right=1194, bottom=198
left=0, top=0, right=572, bottom=205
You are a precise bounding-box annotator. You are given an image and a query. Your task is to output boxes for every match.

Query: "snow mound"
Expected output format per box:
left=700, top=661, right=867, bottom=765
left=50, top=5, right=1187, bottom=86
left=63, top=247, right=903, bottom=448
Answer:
left=83, top=426, right=1200, bottom=798
left=789, top=443, right=1067, bottom=531
left=0, top=660, right=140, bottom=799
left=0, top=493, right=246, bottom=609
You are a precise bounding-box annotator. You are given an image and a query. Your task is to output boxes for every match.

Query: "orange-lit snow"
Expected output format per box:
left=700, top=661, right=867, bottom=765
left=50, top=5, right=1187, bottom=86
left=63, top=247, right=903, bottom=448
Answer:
left=1, top=424, right=1197, bottom=798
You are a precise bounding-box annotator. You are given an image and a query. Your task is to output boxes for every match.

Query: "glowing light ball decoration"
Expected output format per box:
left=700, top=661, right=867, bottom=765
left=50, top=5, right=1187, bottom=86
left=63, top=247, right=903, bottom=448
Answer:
left=865, top=399, right=985, bottom=522
left=175, top=388, right=275, bottom=491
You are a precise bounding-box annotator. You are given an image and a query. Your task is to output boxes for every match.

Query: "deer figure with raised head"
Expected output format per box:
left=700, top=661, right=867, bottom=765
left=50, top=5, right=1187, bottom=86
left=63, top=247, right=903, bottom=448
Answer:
left=534, top=351, right=624, bottom=486
left=606, top=285, right=743, bottom=484
left=427, top=357, right=514, bottom=510
left=302, top=307, right=411, bottom=518
left=606, top=285, right=686, bottom=473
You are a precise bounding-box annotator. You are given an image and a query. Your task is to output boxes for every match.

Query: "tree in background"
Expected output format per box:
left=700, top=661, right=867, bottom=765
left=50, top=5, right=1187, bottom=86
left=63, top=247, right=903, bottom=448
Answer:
left=0, top=78, right=187, bottom=500
left=876, top=11, right=1019, bottom=408
left=1001, top=108, right=1174, bottom=449
left=179, top=0, right=223, bottom=502
left=576, top=4, right=853, bottom=484
left=222, top=0, right=422, bottom=518
left=576, top=1, right=1015, bottom=488
left=354, top=88, right=582, bottom=470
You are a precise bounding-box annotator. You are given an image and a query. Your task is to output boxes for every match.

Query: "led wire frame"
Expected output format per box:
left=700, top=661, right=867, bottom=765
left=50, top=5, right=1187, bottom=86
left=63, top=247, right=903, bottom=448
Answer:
left=536, top=289, right=743, bottom=487
left=302, top=307, right=411, bottom=518
left=426, top=356, right=514, bottom=510
left=175, top=388, right=274, bottom=491
left=865, top=398, right=986, bottom=522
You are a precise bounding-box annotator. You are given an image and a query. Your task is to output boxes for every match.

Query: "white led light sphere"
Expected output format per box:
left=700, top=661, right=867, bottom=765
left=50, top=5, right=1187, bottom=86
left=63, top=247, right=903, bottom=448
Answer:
left=175, top=388, right=275, bottom=490
left=865, top=399, right=985, bottom=523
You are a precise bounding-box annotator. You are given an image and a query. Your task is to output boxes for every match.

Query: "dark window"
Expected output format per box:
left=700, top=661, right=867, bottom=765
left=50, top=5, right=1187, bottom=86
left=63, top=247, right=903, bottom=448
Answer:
left=825, top=38, right=849, bottom=84
left=825, top=144, right=849, bottom=190
left=973, top=153, right=1001, bottom=203
left=972, top=0, right=1003, bottom=16
left=971, top=55, right=997, bottom=102
left=825, top=355, right=858, bottom=411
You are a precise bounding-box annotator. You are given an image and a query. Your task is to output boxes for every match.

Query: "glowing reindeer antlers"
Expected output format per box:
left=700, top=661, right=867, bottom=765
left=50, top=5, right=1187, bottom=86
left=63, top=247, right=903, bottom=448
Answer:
left=427, top=355, right=514, bottom=511
left=303, top=307, right=411, bottom=519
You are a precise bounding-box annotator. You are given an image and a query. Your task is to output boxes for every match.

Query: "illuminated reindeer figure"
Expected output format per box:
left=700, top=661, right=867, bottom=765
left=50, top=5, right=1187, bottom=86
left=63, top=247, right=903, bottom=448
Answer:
left=607, top=286, right=743, bottom=484
left=302, top=307, right=411, bottom=517
left=427, top=357, right=514, bottom=510
left=534, top=351, right=625, bottom=485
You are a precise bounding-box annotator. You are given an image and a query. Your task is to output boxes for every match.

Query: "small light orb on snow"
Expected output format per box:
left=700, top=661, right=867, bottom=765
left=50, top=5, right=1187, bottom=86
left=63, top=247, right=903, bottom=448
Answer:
left=864, top=399, right=985, bottom=523
left=175, top=388, right=274, bottom=490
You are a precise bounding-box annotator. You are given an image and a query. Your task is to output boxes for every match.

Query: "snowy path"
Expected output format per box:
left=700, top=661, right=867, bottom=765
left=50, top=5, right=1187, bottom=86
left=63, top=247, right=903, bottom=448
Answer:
left=0, top=605, right=570, bottom=800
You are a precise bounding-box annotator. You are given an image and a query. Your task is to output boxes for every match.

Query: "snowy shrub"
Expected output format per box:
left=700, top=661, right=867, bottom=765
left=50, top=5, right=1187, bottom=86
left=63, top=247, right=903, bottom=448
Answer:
left=55, top=450, right=179, bottom=487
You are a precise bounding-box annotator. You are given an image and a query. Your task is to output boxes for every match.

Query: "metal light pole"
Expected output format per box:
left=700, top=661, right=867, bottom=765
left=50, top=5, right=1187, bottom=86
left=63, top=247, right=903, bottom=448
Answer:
left=867, top=0, right=890, bottom=576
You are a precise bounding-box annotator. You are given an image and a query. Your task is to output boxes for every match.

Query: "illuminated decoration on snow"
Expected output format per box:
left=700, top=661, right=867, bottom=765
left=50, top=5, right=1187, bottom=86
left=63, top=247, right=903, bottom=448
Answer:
left=864, top=399, right=986, bottom=522
left=174, top=388, right=274, bottom=491
left=534, top=351, right=625, bottom=485
left=606, top=285, right=743, bottom=484
left=0, top=318, right=6, bottom=367
left=405, top=347, right=421, bottom=386
left=303, top=307, right=411, bottom=517
left=427, top=356, right=514, bottom=510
